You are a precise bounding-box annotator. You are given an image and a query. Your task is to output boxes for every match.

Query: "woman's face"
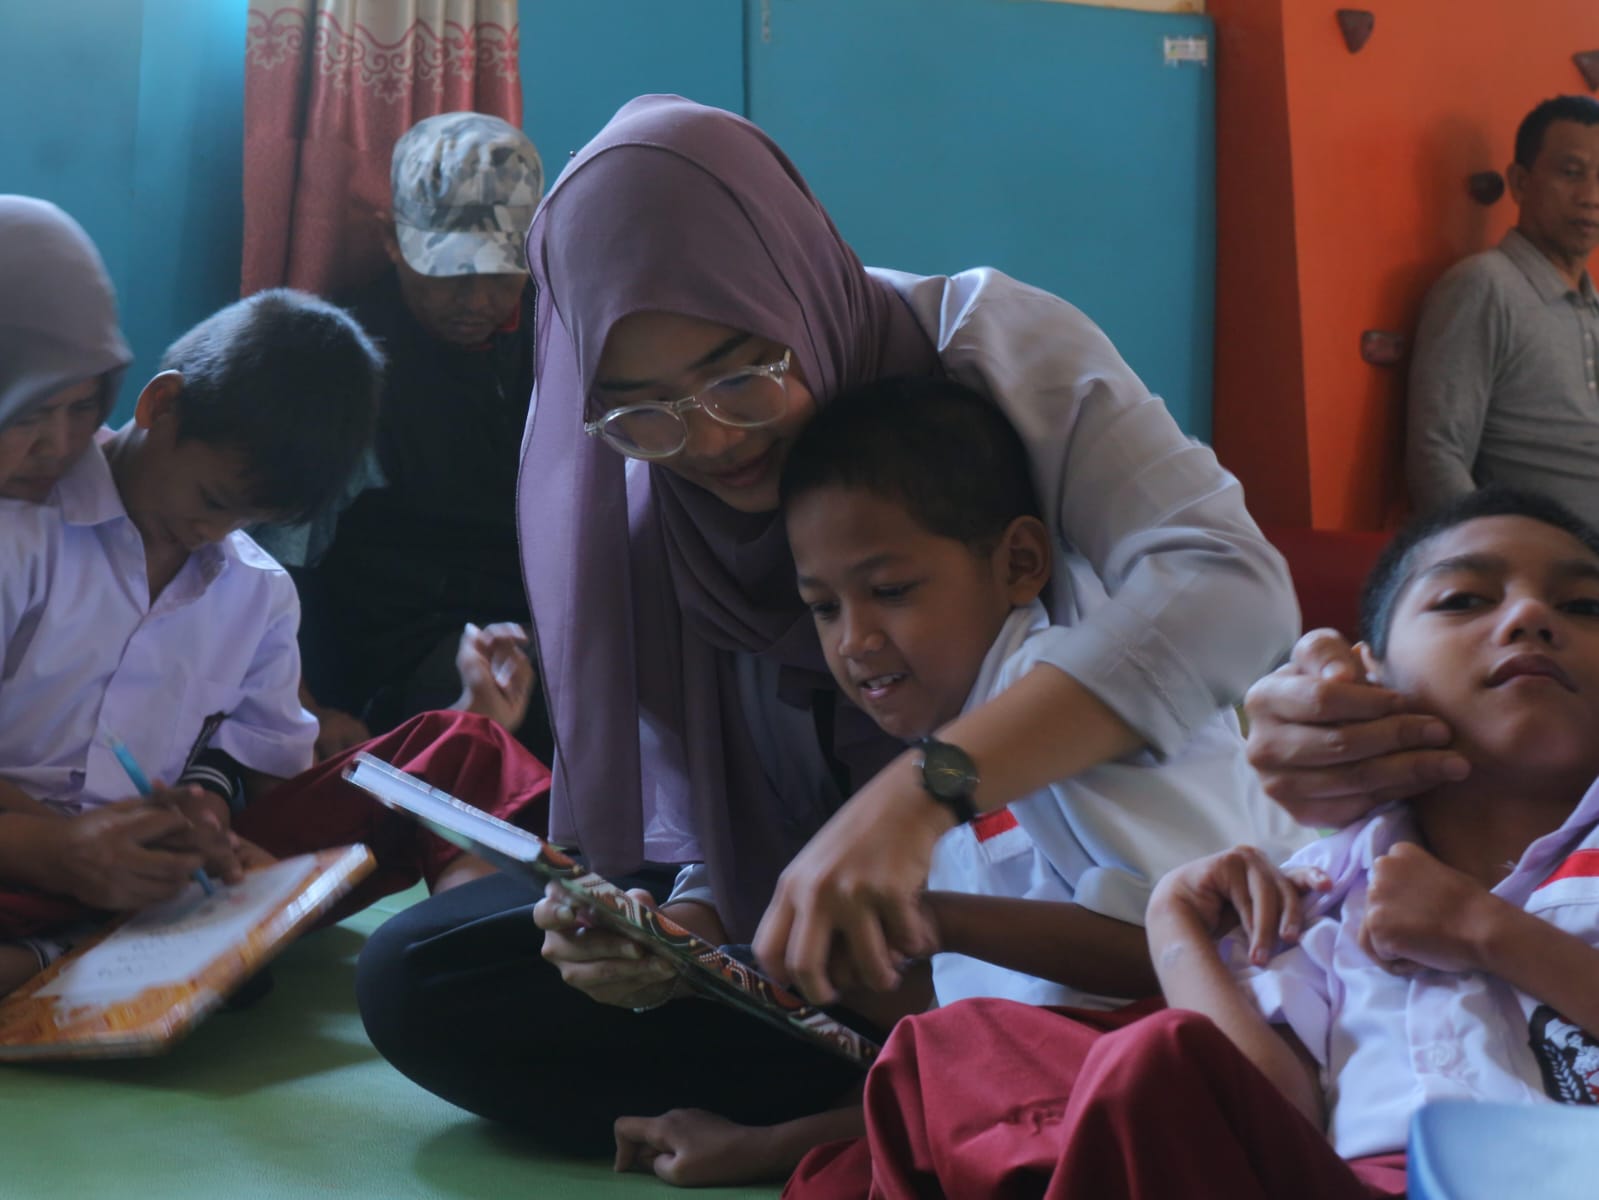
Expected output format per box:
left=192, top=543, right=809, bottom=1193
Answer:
left=0, top=378, right=105, bottom=502
left=591, top=312, right=816, bottom=513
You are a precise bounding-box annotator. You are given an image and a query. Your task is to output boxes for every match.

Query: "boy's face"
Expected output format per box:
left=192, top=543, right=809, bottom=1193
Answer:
left=788, top=484, right=1047, bottom=741
left=119, top=374, right=284, bottom=553
left=1361, top=515, right=1599, bottom=781
left=0, top=378, right=104, bottom=502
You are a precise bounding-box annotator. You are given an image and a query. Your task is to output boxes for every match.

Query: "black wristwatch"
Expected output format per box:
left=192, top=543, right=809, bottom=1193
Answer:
left=913, top=737, right=980, bottom=824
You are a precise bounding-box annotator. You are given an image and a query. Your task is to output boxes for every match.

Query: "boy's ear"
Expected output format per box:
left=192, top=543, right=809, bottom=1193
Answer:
left=1354, top=640, right=1385, bottom=685
left=997, top=515, right=1052, bottom=605
left=132, top=371, right=184, bottom=431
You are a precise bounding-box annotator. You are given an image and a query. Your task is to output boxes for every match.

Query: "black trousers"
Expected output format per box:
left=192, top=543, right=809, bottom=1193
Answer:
left=355, top=873, right=866, bottom=1156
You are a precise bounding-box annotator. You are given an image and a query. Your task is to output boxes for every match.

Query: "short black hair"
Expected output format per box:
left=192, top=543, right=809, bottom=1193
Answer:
left=159, top=289, right=383, bottom=523
left=1358, top=486, right=1599, bottom=658
left=779, top=374, right=1042, bottom=549
left=1514, top=95, right=1599, bottom=169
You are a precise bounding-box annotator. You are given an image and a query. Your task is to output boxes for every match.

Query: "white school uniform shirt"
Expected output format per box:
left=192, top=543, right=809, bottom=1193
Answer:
left=927, top=601, right=1312, bottom=1008
left=0, top=440, right=315, bottom=813
left=1229, top=783, right=1599, bottom=1159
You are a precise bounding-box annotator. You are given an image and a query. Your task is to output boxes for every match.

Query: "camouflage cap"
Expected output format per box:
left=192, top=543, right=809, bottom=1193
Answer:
left=391, top=112, right=544, bottom=277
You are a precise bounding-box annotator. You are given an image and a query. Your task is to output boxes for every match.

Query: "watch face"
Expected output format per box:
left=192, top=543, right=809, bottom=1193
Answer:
left=920, top=740, right=978, bottom=800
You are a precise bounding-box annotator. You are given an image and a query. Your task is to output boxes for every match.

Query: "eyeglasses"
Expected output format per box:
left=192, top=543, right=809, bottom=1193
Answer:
left=583, top=350, right=793, bottom=460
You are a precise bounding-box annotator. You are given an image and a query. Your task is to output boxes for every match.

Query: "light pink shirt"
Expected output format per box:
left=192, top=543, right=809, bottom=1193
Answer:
left=0, top=442, right=315, bottom=812
left=1229, top=783, right=1599, bottom=1159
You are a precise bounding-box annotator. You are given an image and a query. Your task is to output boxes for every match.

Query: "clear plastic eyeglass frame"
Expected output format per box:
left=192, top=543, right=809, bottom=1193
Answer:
left=582, top=349, right=794, bottom=460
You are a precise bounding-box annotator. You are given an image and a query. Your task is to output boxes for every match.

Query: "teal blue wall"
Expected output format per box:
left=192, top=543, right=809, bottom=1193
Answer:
left=748, top=0, right=1216, bottom=437
left=0, top=0, right=1215, bottom=433
left=0, top=0, right=246, bottom=421
left=520, top=1, right=745, bottom=176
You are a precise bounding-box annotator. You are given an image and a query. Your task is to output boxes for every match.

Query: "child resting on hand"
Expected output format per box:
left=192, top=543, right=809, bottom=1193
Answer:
left=788, top=484, right=1599, bottom=1200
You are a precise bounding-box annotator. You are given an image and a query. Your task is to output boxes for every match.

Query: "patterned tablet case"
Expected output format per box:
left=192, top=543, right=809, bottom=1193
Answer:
left=342, top=754, right=879, bottom=1066
left=0, top=845, right=375, bottom=1060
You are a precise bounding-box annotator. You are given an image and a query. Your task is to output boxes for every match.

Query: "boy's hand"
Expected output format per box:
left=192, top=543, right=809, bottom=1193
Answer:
left=1244, top=629, right=1470, bottom=828
left=311, top=707, right=371, bottom=762
left=1358, top=842, right=1508, bottom=975
left=455, top=622, right=534, bottom=733
left=229, top=832, right=277, bottom=871
left=754, top=754, right=945, bottom=1005
left=1148, top=845, right=1331, bottom=967
left=43, top=800, right=206, bottom=910
left=535, top=883, right=688, bottom=1010
left=614, top=1109, right=778, bottom=1187
left=149, top=784, right=245, bottom=886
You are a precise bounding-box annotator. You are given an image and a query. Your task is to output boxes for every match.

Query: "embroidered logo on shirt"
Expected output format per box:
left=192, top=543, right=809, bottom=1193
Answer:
left=1529, top=1004, right=1599, bottom=1104
left=971, top=807, right=1019, bottom=844
left=1535, top=849, right=1599, bottom=890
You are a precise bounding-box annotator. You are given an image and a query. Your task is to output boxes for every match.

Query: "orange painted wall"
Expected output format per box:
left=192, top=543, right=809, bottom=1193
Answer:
left=1212, top=0, right=1599, bottom=531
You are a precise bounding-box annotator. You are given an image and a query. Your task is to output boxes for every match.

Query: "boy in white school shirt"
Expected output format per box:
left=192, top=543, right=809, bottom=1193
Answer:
left=0, top=289, right=549, bottom=994
left=611, top=375, right=1307, bottom=1185
left=787, top=484, right=1599, bottom=1200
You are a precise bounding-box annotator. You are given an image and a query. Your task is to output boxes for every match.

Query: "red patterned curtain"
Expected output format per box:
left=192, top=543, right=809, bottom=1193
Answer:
left=242, top=1, right=522, bottom=297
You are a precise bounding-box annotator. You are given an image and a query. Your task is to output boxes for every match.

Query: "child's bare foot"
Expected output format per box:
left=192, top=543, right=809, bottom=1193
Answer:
left=0, top=944, right=44, bottom=996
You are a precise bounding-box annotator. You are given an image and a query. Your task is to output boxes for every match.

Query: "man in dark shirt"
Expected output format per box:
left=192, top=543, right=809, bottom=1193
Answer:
left=261, top=112, right=551, bottom=763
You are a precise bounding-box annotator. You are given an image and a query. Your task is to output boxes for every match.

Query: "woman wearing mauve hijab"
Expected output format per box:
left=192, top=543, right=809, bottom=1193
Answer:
left=356, top=96, right=1298, bottom=1162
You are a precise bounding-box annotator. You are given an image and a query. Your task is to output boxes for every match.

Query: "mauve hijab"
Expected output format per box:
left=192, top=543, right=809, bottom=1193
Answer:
left=0, top=196, right=130, bottom=430
left=518, top=96, right=939, bottom=939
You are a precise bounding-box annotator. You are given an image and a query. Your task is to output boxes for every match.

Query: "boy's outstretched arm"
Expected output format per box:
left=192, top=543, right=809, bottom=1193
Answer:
left=922, top=892, right=1157, bottom=1000
left=1145, top=847, right=1327, bottom=1129
left=1361, top=842, right=1599, bottom=1040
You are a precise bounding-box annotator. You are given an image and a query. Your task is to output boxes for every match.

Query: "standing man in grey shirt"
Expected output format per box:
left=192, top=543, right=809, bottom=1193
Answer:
left=1407, top=95, right=1599, bottom=527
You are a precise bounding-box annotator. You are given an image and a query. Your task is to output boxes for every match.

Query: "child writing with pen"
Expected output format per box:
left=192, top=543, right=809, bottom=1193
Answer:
left=0, top=284, right=552, bottom=996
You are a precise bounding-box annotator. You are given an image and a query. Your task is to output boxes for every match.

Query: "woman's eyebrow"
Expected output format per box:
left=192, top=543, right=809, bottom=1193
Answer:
left=595, top=333, right=751, bottom=394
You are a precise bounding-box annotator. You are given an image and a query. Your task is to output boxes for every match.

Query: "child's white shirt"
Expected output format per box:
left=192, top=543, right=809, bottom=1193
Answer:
left=1229, top=782, right=1599, bottom=1159
left=0, top=439, right=315, bottom=812
left=928, top=600, right=1312, bottom=1008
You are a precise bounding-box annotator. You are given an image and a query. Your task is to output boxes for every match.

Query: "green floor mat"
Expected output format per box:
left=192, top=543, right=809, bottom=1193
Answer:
left=0, top=890, right=781, bottom=1199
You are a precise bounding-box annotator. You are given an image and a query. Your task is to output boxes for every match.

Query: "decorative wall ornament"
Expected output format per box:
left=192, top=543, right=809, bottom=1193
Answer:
left=1360, top=330, right=1406, bottom=368
left=1467, top=171, right=1506, bottom=206
left=1336, top=9, right=1374, bottom=55
left=1575, top=50, right=1599, bottom=92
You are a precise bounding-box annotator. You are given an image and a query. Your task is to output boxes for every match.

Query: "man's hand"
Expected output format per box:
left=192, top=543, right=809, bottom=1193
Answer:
left=455, top=622, right=534, bottom=733
left=1358, top=842, right=1510, bottom=975
left=1244, top=629, right=1469, bottom=828
left=39, top=800, right=206, bottom=910
left=753, top=755, right=946, bottom=1005
left=1148, top=845, right=1330, bottom=967
left=535, top=883, right=688, bottom=1010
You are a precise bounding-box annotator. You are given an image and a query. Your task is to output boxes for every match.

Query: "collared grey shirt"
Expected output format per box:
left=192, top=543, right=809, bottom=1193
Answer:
left=1407, top=228, right=1599, bottom=526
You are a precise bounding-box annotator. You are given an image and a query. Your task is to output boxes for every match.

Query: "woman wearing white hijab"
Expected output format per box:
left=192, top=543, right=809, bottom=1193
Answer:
left=0, top=196, right=130, bottom=500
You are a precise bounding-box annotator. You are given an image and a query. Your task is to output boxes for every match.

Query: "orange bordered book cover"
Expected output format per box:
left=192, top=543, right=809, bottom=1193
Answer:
left=0, top=844, right=374, bottom=1061
left=343, top=754, right=880, bottom=1067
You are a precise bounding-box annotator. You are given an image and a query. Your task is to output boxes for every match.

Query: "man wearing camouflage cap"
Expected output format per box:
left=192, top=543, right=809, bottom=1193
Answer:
left=262, top=112, right=553, bottom=765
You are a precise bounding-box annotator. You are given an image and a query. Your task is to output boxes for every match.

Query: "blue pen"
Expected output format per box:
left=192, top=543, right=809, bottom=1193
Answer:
left=108, top=736, right=217, bottom=897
